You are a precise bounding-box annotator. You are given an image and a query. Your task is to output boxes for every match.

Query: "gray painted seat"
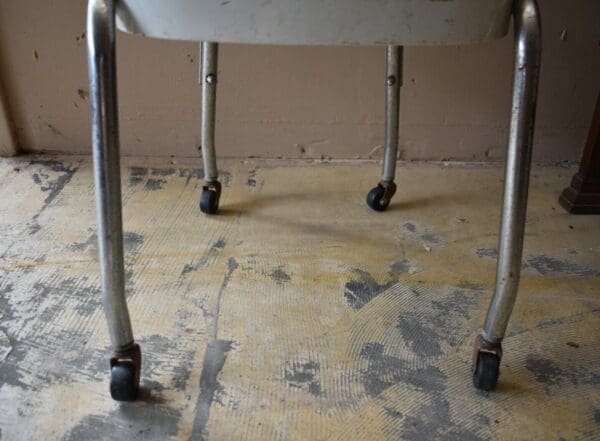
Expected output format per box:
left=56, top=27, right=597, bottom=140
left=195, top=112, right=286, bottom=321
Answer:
left=116, top=0, right=513, bottom=45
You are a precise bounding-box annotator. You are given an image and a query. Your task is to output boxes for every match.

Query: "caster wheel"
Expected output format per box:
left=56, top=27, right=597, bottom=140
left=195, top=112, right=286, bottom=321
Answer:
left=110, top=361, right=139, bottom=401
left=367, top=185, right=389, bottom=212
left=200, top=181, right=221, bottom=215
left=473, top=352, right=500, bottom=391
left=200, top=188, right=218, bottom=214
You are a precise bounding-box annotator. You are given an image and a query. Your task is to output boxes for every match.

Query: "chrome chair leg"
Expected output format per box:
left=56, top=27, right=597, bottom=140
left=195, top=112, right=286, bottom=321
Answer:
left=473, top=0, right=542, bottom=391
left=87, top=0, right=141, bottom=401
left=199, top=41, right=222, bottom=214
left=367, top=45, right=403, bottom=212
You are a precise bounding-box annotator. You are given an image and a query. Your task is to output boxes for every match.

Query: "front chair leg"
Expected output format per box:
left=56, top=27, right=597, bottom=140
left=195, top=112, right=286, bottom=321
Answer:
left=199, top=41, right=222, bottom=215
left=87, top=0, right=141, bottom=401
left=472, top=0, right=541, bottom=391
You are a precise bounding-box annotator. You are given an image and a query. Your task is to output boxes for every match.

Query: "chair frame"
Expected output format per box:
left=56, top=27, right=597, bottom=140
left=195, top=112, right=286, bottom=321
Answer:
left=86, top=0, right=541, bottom=400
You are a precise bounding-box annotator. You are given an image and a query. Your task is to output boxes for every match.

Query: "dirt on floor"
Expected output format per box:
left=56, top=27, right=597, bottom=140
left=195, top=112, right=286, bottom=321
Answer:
left=0, top=156, right=599, bottom=440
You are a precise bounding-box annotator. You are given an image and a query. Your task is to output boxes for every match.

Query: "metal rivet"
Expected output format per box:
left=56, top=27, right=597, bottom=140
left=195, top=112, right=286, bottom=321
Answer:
left=386, top=75, right=396, bottom=86
left=206, top=74, right=216, bottom=85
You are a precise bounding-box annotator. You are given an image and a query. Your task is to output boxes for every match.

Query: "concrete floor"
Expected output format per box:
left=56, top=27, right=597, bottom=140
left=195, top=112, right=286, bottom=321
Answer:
left=0, top=156, right=598, bottom=441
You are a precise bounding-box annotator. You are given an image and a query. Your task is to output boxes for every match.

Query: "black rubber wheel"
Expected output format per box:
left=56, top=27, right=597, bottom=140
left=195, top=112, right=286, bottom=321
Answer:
left=366, top=185, right=389, bottom=212
left=473, top=352, right=500, bottom=391
left=200, top=189, right=218, bottom=214
left=110, top=361, right=139, bottom=401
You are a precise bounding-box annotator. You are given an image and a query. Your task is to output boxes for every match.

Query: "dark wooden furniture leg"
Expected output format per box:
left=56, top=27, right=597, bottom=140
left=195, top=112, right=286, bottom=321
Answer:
left=559, top=93, right=600, bottom=214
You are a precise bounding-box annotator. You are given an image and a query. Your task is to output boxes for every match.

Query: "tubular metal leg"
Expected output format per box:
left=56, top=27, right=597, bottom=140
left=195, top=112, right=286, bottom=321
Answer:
left=87, top=0, right=141, bottom=401
left=382, top=46, right=403, bottom=183
left=473, top=0, right=541, bottom=391
left=366, top=45, right=403, bottom=212
left=199, top=42, right=222, bottom=214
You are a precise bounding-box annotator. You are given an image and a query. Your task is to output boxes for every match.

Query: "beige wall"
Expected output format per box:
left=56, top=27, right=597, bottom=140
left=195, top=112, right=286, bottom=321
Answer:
left=0, top=0, right=598, bottom=161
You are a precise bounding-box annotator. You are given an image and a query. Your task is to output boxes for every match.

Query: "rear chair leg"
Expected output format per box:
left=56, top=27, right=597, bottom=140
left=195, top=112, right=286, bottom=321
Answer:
left=472, top=0, right=541, bottom=391
left=199, top=42, right=222, bottom=214
left=367, top=45, right=402, bottom=212
left=87, top=0, right=141, bottom=401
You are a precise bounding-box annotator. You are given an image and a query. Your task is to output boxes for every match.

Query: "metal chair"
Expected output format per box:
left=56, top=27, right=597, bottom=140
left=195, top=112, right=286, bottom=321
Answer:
left=87, top=0, right=541, bottom=400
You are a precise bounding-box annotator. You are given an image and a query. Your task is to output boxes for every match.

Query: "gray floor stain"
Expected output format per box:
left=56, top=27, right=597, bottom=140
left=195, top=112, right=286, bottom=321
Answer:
left=403, top=223, right=416, bottom=233
left=180, top=261, right=204, bottom=277
left=28, top=221, right=42, bottom=235
left=68, top=234, right=97, bottom=252
left=179, top=238, right=227, bottom=278
left=344, top=269, right=395, bottom=310
left=189, top=257, right=238, bottom=440
left=284, top=360, right=321, bottom=397
left=457, top=281, right=486, bottom=291
left=62, top=406, right=182, bottom=441
left=401, top=397, right=484, bottom=441
left=68, top=231, right=143, bottom=255
left=525, top=355, right=565, bottom=386
left=145, top=178, right=167, bottom=191
left=177, top=168, right=204, bottom=183
left=0, top=282, right=20, bottom=387
left=402, top=222, right=444, bottom=246
left=359, top=339, right=486, bottom=440
left=475, top=248, right=498, bottom=259
left=396, top=315, right=445, bottom=357
left=171, top=355, right=196, bottom=391
left=526, top=255, right=600, bottom=277
left=246, top=168, right=258, bottom=187
left=0, top=269, right=106, bottom=389
left=29, top=160, right=78, bottom=210
left=359, top=342, right=446, bottom=397
left=26, top=160, right=77, bottom=237
left=475, top=414, right=491, bottom=426
left=0, top=340, right=28, bottom=389
left=123, top=232, right=144, bottom=252
left=396, top=289, right=477, bottom=358
left=384, top=407, right=403, bottom=419
left=190, top=339, right=233, bottom=441
left=525, top=355, right=600, bottom=390
left=128, top=166, right=229, bottom=188
left=211, top=238, right=226, bottom=250
left=420, top=233, right=442, bottom=244
left=150, top=168, right=177, bottom=177
left=129, top=166, right=148, bottom=186
left=475, top=249, right=599, bottom=277
left=389, top=259, right=411, bottom=275
left=0, top=329, right=12, bottom=364
left=270, top=267, right=291, bottom=284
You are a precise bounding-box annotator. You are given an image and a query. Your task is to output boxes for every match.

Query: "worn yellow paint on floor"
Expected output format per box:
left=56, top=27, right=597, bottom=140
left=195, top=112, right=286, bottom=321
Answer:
left=0, top=156, right=599, bottom=440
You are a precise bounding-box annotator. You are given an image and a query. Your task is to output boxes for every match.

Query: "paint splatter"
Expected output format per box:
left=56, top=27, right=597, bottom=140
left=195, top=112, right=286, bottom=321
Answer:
left=475, top=248, right=498, bottom=259
left=359, top=342, right=446, bottom=397
left=145, top=178, right=167, bottom=191
left=344, top=269, right=395, bottom=310
left=191, top=340, right=233, bottom=439
left=527, top=255, right=599, bottom=277
left=270, top=267, right=291, bottom=284
left=29, top=160, right=78, bottom=210
left=284, top=360, right=321, bottom=396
